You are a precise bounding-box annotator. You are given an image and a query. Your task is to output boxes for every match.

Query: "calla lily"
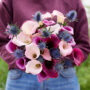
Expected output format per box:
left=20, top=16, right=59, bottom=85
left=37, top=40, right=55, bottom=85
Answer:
left=21, top=20, right=39, bottom=35
left=16, top=58, right=26, bottom=70
left=25, top=60, right=42, bottom=75
left=5, top=41, right=17, bottom=53
left=68, top=38, right=76, bottom=46
left=25, top=43, right=40, bottom=60
left=43, top=60, right=58, bottom=78
left=44, top=34, right=60, bottom=49
left=52, top=10, right=66, bottom=24
left=47, top=24, right=61, bottom=34
left=72, top=48, right=83, bottom=66
left=16, top=32, right=32, bottom=45
left=59, top=40, right=73, bottom=57
left=41, top=48, right=52, bottom=61
left=61, top=26, right=74, bottom=35
left=42, top=12, right=52, bottom=20
left=12, top=37, right=27, bottom=46
left=37, top=70, right=49, bottom=82
left=43, top=20, right=55, bottom=26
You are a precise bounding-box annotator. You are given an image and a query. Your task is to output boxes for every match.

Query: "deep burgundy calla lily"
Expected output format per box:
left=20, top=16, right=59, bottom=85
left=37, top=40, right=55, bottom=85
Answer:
left=44, top=34, right=60, bottom=49
left=16, top=58, right=26, bottom=70
left=37, top=70, right=49, bottom=82
left=72, top=48, right=84, bottom=66
left=5, top=41, right=17, bottom=53
left=43, top=60, right=58, bottom=78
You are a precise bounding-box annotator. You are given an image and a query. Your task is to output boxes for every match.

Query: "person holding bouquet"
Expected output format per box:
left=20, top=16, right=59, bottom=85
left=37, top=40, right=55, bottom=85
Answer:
left=0, top=0, right=90, bottom=90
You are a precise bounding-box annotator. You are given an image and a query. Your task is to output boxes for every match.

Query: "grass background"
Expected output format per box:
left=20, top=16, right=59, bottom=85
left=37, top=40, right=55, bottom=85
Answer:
left=0, top=1, right=90, bottom=90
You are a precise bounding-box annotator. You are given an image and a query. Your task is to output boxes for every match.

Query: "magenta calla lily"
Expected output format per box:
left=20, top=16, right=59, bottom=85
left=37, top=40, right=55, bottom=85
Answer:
left=37, top=70, right=49, bottom=82
left=5, top=41, right=17, bottom=53
left=72, top=48, right=84, bottom=66
left=61, top=26, right=74, bottom=35
left=16, top=58, right=26, bottom=70
left=43, top=60, right=58, bottom=78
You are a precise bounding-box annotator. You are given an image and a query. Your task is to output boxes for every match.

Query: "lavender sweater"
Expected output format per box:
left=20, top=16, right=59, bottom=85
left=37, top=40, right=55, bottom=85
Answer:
left=0, top=0, right=90, bottom=70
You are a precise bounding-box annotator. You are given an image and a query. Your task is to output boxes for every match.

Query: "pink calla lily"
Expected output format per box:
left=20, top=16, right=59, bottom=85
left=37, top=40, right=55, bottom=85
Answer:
left=21, top=20, right=39, bottom=35
left=25, top=43, right=40, bottom=60
left=72, top=48, right=84, bottom=66
left=59, top=40, right=73, bottom=57
left=41, top=48, right=52, bottom=61
left=25, top=60, right=42, bottom=75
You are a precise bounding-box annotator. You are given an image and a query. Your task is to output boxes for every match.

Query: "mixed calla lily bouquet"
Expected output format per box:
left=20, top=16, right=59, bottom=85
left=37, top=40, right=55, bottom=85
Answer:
left=5, top=10, right=83, bottom=82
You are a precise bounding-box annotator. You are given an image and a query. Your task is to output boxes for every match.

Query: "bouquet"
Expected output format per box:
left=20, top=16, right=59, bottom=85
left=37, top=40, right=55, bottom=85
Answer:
left=5, top=10, right=84, bottom=82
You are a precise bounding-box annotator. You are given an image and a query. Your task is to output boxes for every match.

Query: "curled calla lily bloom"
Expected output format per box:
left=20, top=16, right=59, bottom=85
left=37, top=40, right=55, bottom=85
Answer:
left=72, top=48, right=83, bottom=66
left=52, top=10, right=66, bottom=24
left=21, top=20, right=39, bottom=35
left=59, top=40, right=73, bottom=57
left=25, top=60, right=42, bottom=75
left=47, top=24, right=61, bottom=34
left=25, top=43, right=40, bottom=60
left=43, top=20, right=55, bottom=26
left=41, top=48, right=52, bottom=61
left=37, top=70, right=49, bottom=82
left=61, top=26, right=74, bottom=35
left=42, top=12, right=52, bottom=20
left=5, top=41, right=17, bottom=53
left=16, top=58, right=26, bottom=70
left=16, top=32, right=32, bottom=45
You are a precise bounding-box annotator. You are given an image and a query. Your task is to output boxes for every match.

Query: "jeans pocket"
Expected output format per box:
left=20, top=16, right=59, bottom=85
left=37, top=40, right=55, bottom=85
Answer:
left=59, top=67, right=76, bottom=78
left=8, top=69, right=23, bottom=80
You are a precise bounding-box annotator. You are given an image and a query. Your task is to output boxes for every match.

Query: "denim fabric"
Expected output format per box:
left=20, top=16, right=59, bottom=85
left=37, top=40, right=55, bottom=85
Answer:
left=5, top=68, right=80, bottom=90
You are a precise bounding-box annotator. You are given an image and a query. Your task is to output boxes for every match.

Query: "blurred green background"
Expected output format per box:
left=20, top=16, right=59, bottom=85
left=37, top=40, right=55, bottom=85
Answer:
left=0, top=0, right=90, bottom=90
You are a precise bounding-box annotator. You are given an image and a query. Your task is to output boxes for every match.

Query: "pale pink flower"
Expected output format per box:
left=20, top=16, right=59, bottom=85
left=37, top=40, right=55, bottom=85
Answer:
left=47, top=24, right=61, bottom=34
left=16, top=32, right=32, bottom=44
left=25, top=43, right=40, bottom=60
left=12, top=37, right=28, bottom=46
left=42, top=12, right=52, bottom=20
left=25, top=60, right=42, bottom=75
left=59, top=40, right=73, bottom=57
left=52, top=10, right=66, bottom=24
left=21, top=20, right=39, bottom=35
left=41, top=48, right=52, bottom=61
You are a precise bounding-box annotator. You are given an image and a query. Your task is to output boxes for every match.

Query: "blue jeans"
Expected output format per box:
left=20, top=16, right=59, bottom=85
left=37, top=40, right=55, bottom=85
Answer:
left=5, top=68, right=80, bottom=90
